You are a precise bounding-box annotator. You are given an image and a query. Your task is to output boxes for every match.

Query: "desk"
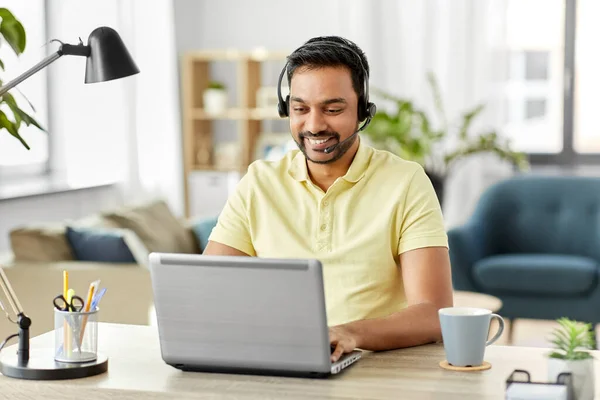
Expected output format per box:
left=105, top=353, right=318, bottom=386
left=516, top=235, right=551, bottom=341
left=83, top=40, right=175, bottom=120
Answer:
left=0, top=323, right=598, bottom=399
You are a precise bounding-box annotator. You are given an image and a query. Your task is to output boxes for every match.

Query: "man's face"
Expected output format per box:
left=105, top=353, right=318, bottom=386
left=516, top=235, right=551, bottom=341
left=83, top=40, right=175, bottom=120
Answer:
left=289, top=66, right=359, bottom=164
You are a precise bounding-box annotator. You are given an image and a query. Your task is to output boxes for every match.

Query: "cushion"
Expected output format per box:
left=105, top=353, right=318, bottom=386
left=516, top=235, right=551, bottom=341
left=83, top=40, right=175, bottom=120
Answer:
left=66, top=226, right=137, bottom=263
left=10, top=223, right=75, bottom=262
left=191, top=216, right=218, bottom=252
left=473, top=254, right=599, bottom=296
left=9, top=214, right=118, bottom=262
left=101, top=199, right=199, bottom=254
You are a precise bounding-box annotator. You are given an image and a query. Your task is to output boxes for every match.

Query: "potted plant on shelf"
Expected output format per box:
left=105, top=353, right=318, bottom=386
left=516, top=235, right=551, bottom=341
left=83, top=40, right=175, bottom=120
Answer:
left=363, top=72, right=528, bottom=206
left=547, top=317, right=596, bottom=400
left=203, top=81, right=228, bottom=115
left=0, top=8, right=45, bottom=149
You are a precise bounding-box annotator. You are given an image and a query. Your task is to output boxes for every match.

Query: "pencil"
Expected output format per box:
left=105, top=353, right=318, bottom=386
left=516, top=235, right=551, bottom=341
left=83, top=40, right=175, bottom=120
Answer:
left=79, top=281, right=98, bottom=346
left=63, top=270, right=70, bottom=356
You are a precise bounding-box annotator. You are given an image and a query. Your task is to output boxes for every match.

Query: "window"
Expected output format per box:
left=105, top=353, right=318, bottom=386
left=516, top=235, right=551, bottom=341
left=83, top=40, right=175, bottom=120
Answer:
left=500, top=0, right=565, bottom=156
left=498, top=0, right=598, bottom=164
left=0, top=0, right=48, bottom=177
left=573, top=0, right=600, bottom=153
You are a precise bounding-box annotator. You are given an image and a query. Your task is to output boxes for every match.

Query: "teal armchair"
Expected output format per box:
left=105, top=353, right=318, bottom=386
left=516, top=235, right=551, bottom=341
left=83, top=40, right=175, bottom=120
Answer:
left=448, top=175, right=600, bottom=327
left=192, top=216, right=219, bottom=252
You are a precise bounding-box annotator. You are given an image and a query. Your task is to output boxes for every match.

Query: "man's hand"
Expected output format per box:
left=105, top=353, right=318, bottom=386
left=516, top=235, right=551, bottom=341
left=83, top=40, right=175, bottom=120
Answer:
left=329, top=325, right=358, bottom=363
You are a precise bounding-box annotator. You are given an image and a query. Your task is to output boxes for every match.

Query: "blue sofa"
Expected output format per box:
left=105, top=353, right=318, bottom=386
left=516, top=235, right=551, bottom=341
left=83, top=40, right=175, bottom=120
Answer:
left=448, top=174, right=600, bottom=328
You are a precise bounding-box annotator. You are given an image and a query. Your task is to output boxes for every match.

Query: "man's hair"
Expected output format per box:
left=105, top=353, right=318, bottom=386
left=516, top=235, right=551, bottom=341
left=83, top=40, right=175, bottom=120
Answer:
left=286, top=36, right=369, bottom=102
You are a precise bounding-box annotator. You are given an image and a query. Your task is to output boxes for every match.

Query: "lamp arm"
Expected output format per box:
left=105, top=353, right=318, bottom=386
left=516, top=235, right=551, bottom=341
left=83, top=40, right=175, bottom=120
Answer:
left=0, top=267, right=23, bottom=316
left=0, top=51, right=62, bottom=97
left=0, top=266, right=30, bottom=362
left=0, top=41, right=90, bottom=97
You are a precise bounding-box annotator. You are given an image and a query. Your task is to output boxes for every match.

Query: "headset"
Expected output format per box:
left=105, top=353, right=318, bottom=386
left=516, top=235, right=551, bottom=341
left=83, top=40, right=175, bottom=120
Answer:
left=276, top=40, right=377, bottom=132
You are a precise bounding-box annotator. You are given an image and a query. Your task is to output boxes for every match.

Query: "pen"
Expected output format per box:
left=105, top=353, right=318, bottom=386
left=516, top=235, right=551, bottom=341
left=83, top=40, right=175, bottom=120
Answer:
left=91, top=288, right=106, bottom=310
left=79, top=280, right=100, bottom=345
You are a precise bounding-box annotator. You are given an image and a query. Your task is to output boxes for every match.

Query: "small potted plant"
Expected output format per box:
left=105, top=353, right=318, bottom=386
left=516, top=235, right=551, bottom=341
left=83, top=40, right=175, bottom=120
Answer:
left=203, top=81, right=228, bottom=115
left=547, top=317, right=596, bottom=400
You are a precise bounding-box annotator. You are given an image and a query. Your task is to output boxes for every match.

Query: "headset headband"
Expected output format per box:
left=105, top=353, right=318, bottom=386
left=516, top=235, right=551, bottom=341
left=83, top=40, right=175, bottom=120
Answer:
left=276, top=40, right=376, bottom=123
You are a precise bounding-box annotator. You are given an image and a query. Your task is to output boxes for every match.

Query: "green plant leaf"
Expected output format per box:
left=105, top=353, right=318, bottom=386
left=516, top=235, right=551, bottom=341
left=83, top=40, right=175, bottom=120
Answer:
left=15, top=87, right=37, bottom=112
left=0, top=8, right=16, bottom=20
left=0, top=59, right=4, bottom=71
left=548, top=351, right=567, bottom=359
left=458, top=104, right=485, bottom=141
left=0, top=14, right=26, bottom=54
left=547, top=318, right=595, bottom=361
left=3, top=94, right=45, bottom=132
left=426, top=71, right=447, bottom=131
left=0, top=109, right=29, bottom=149
left=3, top=92, right=23, bottom=127
left=16, top=108, right=45, bottom=131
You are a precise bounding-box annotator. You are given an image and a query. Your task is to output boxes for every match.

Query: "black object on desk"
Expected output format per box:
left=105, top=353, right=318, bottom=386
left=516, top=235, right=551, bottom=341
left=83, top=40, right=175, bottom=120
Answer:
left=0, top=267, right=109, bottom=380
left=505, top=369, right=574, bottom=400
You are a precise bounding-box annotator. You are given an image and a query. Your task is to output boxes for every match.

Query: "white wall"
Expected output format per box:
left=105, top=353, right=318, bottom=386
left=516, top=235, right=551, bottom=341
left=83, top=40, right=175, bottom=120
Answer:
left=173, top=0, right=344, bottom=52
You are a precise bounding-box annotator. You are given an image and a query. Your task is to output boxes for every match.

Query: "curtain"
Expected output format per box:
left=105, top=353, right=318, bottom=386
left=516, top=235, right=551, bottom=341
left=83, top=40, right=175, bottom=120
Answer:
left=46, top=0, right=184, bottom=217
left=336, top=0, right=516, bottom=228
left=117, top=0, right=185, bottom=217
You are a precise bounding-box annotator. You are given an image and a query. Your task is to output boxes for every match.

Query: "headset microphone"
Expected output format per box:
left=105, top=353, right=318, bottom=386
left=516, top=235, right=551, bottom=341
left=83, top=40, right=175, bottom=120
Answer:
left=323, top=130, right=359, bottom=154
left=322, top=117, right=372, bottom=154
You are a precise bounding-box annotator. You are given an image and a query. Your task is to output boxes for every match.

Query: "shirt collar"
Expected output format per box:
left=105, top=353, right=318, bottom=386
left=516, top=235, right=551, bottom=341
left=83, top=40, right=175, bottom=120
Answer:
left=288, top=138, right=372, bottom=183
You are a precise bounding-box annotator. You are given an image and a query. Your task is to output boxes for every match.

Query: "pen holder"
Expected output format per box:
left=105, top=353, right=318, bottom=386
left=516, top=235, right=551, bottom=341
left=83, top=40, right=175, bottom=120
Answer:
left=54, top=307, right=99, bottom=363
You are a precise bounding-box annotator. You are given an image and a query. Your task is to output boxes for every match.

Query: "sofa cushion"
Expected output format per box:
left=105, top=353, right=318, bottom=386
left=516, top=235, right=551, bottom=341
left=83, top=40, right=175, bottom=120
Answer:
left=473, top=254, right=598, bottom=295
left=102, top=199, right=199, bottom=254
left=66, top=226, right=136, bottom=263
left=10, top=223, right=75, bottom=262
left=9, top=215, right=118, bottom=263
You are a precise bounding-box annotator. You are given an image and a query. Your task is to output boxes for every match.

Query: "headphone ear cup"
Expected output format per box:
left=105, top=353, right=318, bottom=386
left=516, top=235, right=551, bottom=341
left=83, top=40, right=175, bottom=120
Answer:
left=367, top=102, right=377, bottom=119
left=278, top=94, right=290, bottom=118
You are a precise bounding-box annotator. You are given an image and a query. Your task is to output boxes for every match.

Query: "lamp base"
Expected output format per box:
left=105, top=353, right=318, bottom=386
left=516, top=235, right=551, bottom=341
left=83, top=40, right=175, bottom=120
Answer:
left=0, top=348, right=108, bottom=380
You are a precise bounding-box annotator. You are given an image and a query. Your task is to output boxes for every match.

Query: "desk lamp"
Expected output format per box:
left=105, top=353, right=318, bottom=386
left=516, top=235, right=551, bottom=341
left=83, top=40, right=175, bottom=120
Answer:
left=0, top=26, right=139, bottom=380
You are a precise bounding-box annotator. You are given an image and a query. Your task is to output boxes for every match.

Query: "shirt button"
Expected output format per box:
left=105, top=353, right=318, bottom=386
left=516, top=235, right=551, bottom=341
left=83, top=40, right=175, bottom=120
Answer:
left=320, top=224, right=327, bottom=231
left=323, top=200, right=329, bottom=206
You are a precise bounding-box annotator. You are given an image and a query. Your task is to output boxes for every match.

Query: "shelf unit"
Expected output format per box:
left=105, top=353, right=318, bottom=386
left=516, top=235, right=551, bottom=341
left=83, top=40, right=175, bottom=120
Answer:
left=180, top=49, right=289, bottom=217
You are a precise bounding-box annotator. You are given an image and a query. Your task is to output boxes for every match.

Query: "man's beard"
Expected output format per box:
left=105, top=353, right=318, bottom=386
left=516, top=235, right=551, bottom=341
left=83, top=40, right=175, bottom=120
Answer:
left=295, top=131, right=357, bottom=164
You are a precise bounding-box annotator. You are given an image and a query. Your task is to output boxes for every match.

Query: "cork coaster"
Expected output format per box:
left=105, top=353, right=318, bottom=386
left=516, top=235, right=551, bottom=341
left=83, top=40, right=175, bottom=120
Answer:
left=439, top=360, right=491, bottom=371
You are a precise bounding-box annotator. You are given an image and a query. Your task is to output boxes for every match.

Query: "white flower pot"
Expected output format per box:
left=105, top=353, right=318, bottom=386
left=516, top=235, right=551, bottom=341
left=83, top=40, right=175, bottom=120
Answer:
left=547, top=357, right=595, bottom=400
left=203, top=89, right=227, bottom=114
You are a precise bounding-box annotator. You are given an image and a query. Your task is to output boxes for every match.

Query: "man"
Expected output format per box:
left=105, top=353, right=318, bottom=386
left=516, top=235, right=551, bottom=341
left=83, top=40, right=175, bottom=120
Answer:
left=204, top=36, right=453, bottom=363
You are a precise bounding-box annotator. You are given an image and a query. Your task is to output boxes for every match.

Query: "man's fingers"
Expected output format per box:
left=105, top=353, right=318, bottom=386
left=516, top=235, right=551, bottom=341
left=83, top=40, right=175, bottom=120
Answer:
left=331, top=343, right=345, bottom=363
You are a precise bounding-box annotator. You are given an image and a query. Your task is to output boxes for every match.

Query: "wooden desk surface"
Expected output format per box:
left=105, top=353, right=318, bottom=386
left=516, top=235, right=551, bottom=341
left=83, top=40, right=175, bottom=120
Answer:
left=0, top=323, right=597, bottom=399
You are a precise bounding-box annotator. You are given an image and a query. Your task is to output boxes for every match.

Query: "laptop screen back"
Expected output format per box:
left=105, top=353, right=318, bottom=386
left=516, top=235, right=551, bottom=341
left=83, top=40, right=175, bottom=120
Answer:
left=149, top=253, right=332, bottom=374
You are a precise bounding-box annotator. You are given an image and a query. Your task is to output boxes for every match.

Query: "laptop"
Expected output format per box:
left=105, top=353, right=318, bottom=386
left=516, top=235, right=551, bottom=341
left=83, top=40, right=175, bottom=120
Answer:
left=148, top=252, right=362, bottom=378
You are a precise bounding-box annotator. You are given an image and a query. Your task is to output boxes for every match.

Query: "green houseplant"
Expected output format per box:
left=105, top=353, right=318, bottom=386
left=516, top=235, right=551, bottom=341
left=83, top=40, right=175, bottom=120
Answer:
left=203, top=80, right=228, bottom=115
left=547, top=318, right=596, bottom=400
left=363, top=72, right=528, bottom=205
left=0, top=8, right=45, bottom=150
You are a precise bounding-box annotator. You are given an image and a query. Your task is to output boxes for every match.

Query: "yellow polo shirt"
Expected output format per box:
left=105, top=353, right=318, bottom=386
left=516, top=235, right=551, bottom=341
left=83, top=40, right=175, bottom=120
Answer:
left=208, top=140, right=448, bottom=326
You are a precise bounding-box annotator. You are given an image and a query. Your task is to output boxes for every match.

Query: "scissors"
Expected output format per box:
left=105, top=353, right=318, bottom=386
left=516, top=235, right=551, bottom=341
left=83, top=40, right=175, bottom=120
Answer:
left=53, top=294, right=85, bottom=312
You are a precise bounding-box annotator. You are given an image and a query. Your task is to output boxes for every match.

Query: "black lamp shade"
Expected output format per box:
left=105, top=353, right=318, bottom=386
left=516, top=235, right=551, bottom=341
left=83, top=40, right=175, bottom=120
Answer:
left=84, top=26, right=140, bottom=84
